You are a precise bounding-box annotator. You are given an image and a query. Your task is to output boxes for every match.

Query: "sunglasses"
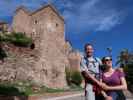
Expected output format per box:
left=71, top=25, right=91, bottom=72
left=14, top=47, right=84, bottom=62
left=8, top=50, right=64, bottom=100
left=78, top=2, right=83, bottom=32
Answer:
left=104, top=58, right=112, bottom=61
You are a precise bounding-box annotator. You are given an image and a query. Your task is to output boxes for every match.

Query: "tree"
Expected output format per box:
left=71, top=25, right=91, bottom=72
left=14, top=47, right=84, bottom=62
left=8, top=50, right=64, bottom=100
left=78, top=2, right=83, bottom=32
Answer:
left=117, top=49, right=133, bottom=92
left=116, top=49, right=129, bottom=67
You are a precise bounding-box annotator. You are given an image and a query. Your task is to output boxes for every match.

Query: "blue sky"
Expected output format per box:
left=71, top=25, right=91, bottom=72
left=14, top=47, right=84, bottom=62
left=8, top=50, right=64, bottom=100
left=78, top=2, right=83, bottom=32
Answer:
left=0, top=0, right=133, bottom=65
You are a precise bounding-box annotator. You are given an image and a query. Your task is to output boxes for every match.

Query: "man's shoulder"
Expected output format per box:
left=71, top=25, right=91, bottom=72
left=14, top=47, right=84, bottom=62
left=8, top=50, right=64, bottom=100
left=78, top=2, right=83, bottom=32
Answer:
left=81, top=56, right=101, bottom=61
left=94, top=57, right=102, bottom=65
left=94, top=57, right=100, bottom=59
left=95, top=57, right=101, bottom=61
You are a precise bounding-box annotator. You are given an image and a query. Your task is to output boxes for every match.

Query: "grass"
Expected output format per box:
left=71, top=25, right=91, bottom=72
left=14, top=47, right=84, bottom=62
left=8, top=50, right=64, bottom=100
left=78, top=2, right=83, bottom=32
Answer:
left=0, top=81, right=83, bottom=96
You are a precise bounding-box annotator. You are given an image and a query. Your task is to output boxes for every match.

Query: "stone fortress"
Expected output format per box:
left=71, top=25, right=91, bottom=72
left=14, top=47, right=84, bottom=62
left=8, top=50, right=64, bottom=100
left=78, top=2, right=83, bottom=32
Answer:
left=0, top=4, right=81, bottom=88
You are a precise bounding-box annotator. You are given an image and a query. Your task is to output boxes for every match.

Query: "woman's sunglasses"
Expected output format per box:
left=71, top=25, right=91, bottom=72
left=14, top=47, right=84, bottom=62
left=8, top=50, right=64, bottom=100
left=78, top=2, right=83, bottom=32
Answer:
left=104, top=58, right=112, bottom=61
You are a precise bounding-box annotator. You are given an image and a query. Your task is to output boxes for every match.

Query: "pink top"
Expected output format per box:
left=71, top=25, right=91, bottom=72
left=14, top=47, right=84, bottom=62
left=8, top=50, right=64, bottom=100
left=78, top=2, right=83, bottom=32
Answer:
left=102, top=70, right=125, bottom=86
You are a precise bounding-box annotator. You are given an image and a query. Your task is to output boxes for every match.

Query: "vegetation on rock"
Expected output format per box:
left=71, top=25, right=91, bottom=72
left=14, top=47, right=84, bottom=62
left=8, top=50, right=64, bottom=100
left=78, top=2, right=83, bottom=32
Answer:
left=0, top=32, right=32, bottom=47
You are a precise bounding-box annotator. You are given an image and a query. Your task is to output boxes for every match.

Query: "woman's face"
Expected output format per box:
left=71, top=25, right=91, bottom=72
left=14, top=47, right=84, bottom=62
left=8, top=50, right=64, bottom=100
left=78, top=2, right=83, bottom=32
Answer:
left=103, top=57, right=112, bottom=68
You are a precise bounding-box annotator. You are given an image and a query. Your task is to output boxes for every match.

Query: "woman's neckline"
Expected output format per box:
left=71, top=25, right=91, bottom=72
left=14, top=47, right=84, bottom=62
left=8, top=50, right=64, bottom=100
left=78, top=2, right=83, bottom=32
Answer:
left=103, top=69, right=116, bottom=78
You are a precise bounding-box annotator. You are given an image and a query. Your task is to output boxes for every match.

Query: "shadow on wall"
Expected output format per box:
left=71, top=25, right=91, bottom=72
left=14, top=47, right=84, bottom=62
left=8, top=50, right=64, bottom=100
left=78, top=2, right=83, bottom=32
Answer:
left=0, top=44, right=7, bottom=63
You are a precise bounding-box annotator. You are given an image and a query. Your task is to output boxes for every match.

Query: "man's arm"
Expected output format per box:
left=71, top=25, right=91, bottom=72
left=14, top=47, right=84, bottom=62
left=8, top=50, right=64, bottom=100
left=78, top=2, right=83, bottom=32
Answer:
left=81, top=71, right=101, bottom=86
left=80, top=57, right=102, bottom=86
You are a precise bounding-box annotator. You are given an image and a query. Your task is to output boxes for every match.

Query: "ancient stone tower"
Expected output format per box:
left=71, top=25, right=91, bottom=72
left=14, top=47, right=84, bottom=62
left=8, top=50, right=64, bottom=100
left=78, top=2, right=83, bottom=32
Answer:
left=8, top=4, right=69, bottom=88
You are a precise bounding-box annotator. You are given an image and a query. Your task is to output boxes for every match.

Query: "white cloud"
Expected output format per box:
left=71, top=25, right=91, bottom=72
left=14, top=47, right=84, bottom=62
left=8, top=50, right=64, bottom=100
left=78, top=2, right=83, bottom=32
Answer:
left=96, top=13, right=122, bottom=31
left=54, top=0, right=126, bottom=32
left=0, top=0, right=126, bottom=32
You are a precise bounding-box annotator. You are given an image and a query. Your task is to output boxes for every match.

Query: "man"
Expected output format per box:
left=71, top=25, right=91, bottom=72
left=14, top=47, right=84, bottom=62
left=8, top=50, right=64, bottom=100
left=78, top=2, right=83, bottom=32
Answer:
left=80, top=43, right=103, bottom=100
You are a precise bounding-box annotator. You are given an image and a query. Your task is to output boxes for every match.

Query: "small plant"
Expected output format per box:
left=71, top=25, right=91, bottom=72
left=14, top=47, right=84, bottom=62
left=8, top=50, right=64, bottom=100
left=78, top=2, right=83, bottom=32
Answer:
left=65, top=67, right=83, bottom=86
left=65, top=67, right=71, bottom=85
left=9, top=32, right=32, bottom=47
left=124, top=64, right=133, bottom=92
left=0, top=83, right=25, bottom=96
left=0, top=32, right=32, bottom=47
left=71, top=70, right=83, bottom=86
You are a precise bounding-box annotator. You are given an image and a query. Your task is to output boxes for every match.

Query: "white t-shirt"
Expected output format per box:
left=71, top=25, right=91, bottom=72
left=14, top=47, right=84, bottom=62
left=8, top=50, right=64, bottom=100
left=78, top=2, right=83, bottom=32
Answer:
left=80, top=56, right=102, bottom=75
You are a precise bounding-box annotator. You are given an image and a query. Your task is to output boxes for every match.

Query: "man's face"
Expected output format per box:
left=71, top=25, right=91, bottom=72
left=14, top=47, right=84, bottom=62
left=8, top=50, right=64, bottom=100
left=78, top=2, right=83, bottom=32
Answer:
left=85, top=45, right=94, bottom=57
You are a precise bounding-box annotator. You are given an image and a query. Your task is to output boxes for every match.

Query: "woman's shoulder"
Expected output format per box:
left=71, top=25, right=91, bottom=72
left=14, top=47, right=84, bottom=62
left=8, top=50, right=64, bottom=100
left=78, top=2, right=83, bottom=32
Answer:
left=114, top=67, right=125, bottom=77
left=115, top=67, right=124, bottom=73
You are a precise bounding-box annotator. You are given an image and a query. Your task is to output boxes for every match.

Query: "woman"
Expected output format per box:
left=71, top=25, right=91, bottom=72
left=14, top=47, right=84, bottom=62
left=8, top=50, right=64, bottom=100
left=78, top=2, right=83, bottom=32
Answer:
left=101, top=56, right=127, bottom=100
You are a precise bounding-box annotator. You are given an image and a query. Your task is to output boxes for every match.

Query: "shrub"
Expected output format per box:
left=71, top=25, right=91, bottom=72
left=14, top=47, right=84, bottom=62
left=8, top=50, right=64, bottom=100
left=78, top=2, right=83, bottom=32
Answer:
left=65, top=67, right=83, bottom=86
left=124, top=64, right=133, bottom=92
left=9, top=32, right=32, bottom=47
left=65, top=67, right=71, bottom=86
left=71, top=71, right=83, bottom=86
left=0, top=32, right=32, bottom=47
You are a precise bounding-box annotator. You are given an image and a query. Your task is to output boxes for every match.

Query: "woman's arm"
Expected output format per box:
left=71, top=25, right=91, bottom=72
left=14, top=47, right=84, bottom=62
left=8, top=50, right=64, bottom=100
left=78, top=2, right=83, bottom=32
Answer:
left=102, top=77, right=127, bottom=91
left=101, top=91, right=112, bottom=100
left=108, top=77, right=127, bottom=90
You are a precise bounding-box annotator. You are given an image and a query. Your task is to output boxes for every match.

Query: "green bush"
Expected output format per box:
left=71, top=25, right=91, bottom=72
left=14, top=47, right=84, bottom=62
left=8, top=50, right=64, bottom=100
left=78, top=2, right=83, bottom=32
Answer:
left=71, top=71, right=83, bottom=86
left=65, top=67, right=71, bottom=86
left=124, top=64, right=133, bottom=92
left=0, top=32, right=32, bottom=47
left=9, top=33, right=32, bottom=47
left=0, top=83, right=26, bottom=96
left=65, top=68, right=83, bottom=86
left=0, top=81, right=69, bottom=96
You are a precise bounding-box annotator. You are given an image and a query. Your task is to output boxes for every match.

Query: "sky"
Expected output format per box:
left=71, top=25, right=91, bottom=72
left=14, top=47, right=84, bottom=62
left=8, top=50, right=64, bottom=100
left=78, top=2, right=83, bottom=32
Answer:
left=0, top=0, right=133, bottom=65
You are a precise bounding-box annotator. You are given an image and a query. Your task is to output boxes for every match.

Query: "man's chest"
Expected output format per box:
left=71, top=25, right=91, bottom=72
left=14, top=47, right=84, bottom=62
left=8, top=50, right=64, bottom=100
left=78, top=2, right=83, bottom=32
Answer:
left=86, top=58, right=100, bottom=74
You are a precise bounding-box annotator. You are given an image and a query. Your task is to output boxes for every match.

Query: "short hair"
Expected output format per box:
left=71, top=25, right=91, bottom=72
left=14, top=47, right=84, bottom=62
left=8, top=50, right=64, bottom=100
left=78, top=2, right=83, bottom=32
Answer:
left=84, top=43, right=93, bottom=51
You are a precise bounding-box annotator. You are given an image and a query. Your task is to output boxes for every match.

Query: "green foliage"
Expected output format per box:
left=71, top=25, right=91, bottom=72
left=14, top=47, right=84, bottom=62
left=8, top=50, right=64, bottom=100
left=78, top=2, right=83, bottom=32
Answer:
left=117, top=49, right=133, bottom=92
left=65, top=67, right=71, bottom=86
left=124, top=64, right=133, bottom=92
left=8, top=32, right=32, bottom=47
left=71, top=71, right=83, bottom=86
left=0, top=81, right=79, bottom=96
left=0, top=83, right=26, bottom=96
left=65, top=67, right=83, bottom=86
left=0, top=81, right=41, bottom=96
left=40, top=86, right=65, bottom=93
left=0, top=32, right=32, bottom=47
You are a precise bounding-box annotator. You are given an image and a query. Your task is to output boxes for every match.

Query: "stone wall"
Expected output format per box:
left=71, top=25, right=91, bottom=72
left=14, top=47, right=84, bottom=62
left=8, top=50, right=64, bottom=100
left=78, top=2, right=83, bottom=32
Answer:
left=68, top=51, right=81, bottom=71
left=31, top=6, right=67, bottom=88
left=0, top=41, right=69, bottom=88
left=12, top=9, right=31, bottom=35
left=0, top=5, right=69, bottom=88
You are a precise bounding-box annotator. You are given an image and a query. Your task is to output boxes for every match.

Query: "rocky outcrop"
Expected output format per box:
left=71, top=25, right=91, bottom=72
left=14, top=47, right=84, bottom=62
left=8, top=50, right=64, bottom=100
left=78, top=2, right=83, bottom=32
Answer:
left=0, top=42, right=69, bottom=88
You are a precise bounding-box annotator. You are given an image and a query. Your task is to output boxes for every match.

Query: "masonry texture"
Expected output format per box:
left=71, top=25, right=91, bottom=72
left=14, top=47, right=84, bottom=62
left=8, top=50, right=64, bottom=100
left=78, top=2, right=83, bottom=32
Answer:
left=0, top=4, right=71, bottom=88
